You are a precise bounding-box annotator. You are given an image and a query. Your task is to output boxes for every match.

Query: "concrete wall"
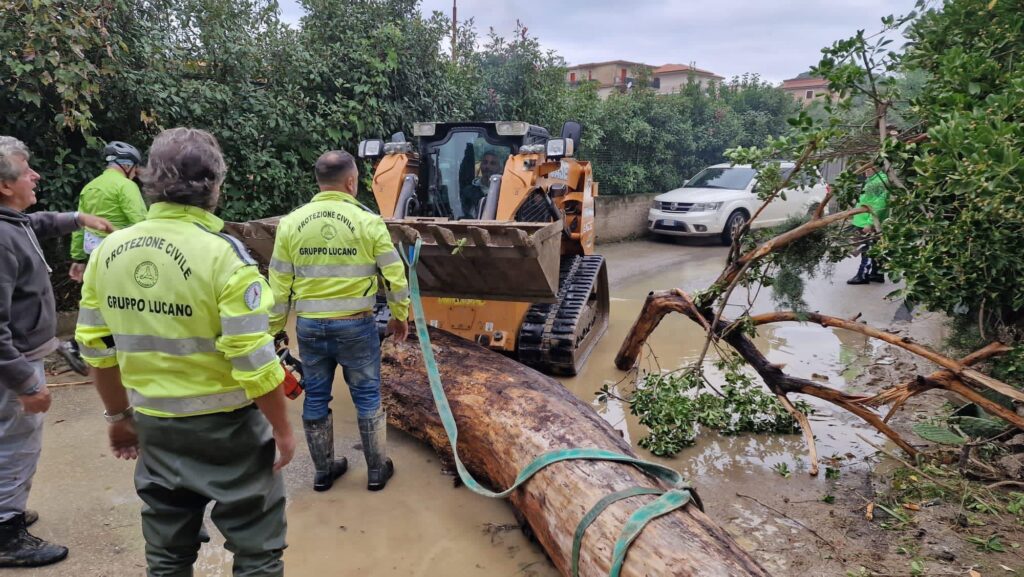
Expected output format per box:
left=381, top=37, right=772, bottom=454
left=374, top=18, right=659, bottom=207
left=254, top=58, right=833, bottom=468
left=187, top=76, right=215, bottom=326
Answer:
left=595, top=193, right=658, bottom=244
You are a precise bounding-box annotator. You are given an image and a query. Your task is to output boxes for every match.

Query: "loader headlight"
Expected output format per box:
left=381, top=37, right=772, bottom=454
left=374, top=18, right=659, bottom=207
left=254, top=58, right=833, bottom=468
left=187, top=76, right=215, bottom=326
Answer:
left=495, top=121, right=529, bottom=136
left=383, top=142, right=414, bottom=155
left=690, top=202, right=723, bottom=212
left=357, top=139, right=384, bottom=159
left=412, top=122, right=437, bottom=137
left=545, top=138, right=574, bottom=159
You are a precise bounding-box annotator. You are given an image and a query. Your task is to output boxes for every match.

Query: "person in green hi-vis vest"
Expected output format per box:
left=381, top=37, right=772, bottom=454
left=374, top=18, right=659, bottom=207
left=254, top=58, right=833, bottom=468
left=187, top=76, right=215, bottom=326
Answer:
left=59, top=142, right=148, bottom=375
left=847, top=166, right=890, bottom=285
left=69, top=141, right=147, bottom=282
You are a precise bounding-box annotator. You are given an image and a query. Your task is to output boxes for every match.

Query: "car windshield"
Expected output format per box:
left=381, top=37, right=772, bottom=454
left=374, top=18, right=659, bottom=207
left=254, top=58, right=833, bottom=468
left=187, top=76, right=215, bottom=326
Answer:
left=684, top=167, right=757, bottom=190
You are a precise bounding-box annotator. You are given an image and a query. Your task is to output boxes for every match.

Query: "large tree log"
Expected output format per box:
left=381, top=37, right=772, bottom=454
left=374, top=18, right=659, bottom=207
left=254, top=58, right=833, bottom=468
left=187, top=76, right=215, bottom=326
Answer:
left=380, top=328, right=769, bottom=577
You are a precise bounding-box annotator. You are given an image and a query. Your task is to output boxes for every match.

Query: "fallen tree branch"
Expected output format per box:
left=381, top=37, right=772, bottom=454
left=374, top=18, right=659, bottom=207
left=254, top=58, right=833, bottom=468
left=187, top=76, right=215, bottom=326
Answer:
left=616, top=290, right=920, bottom=457
left=702, top=207, right=869, bottom=305
left=866, top=342, right=1010, bottom=421
left=749, top=312, right=1024, bottom=405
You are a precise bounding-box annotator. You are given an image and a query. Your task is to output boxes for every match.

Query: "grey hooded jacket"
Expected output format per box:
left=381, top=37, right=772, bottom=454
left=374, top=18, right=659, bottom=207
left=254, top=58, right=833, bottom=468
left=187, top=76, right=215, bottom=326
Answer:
left=0, top=206, right=79, bottom=394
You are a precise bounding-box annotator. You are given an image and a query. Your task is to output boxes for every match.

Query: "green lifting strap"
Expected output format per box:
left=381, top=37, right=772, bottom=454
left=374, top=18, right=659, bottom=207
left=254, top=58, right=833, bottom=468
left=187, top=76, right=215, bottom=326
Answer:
left=400, top=239, right=700, bottom=577
left=571, top=487, right=663, bottom=577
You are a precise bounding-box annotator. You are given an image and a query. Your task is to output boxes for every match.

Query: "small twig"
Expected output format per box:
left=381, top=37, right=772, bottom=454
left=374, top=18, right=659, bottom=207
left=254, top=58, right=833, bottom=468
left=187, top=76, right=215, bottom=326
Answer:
left=736, top=493, right=845, bottom=561
left=47, top=379, right=93, bottom=388
left=986, top=480, right=1024, bottom=490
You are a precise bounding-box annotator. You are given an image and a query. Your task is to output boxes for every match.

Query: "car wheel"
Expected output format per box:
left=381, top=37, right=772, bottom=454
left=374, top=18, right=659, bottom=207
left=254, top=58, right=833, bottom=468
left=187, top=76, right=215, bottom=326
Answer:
left=720, top=210, right=748, bottom=246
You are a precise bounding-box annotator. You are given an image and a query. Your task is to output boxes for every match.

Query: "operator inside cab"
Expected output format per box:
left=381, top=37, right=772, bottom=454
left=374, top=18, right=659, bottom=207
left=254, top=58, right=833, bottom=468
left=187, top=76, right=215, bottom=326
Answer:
left=458, top=147, right=503, bottom=219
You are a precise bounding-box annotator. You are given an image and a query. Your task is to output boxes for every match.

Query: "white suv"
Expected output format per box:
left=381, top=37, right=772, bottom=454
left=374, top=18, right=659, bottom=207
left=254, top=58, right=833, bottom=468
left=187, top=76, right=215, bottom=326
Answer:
left=648, top=162, right=829, bottom=245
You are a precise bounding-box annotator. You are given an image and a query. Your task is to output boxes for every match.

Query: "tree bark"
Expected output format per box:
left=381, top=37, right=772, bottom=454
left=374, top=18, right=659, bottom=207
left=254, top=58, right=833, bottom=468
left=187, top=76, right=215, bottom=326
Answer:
left=381, top=328, right=770, bottom=577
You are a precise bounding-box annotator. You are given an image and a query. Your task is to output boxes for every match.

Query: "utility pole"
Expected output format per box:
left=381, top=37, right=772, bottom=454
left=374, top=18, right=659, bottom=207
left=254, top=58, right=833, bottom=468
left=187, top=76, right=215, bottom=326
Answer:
left=451, top=0, right=458, bottom=61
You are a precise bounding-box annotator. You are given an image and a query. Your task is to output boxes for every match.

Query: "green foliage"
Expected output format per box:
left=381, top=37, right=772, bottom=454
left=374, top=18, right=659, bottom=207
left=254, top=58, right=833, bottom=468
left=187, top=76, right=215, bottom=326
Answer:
left=772, top=462, right=792, bottom=478
left=881, top=0, right=1024, bottom=323
left=966, top=534, right=1007, bottom=553
left=585, top=75, right=799, bottom=196
left=627, top=354, right=811, bottom=457
left=911, top=422, right=967, bottom=445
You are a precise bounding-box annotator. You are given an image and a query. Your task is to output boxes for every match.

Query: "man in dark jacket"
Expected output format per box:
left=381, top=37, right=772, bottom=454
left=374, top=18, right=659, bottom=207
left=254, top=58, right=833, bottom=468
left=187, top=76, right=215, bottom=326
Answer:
left=0, top=136, right=112, bottom=567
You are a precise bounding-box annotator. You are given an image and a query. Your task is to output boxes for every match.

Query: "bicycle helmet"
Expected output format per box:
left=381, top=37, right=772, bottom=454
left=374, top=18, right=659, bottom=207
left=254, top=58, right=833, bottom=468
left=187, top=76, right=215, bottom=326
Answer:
left=102, top=141, right=142, bottom=166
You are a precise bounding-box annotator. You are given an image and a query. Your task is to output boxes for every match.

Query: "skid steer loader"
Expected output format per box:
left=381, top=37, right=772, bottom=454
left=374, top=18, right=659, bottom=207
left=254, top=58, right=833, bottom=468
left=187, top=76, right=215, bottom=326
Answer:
left=226, top=120, right=609, bottom=376
left=358, top=120, right=609, bottom=375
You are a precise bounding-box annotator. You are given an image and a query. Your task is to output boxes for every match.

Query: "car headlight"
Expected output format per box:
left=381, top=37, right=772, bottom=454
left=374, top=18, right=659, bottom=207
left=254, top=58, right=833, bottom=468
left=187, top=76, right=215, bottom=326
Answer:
left=652, top=200, right=662, bottom=210
left=690, top=202, right=723, bottom=212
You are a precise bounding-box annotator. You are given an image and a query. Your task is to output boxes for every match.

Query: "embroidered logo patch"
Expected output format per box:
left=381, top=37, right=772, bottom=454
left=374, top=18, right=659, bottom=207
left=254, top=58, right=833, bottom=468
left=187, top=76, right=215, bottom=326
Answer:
left=133, top=262, right=159, bottom=288
left=244, top=282, right=263, bottom=311
left=320, top=223, right=338, bottom=241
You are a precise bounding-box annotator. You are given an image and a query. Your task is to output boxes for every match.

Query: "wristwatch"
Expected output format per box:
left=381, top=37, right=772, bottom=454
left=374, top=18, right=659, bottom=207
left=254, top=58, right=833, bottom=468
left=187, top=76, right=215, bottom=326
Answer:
left=103, top=406, right=134, bottom=423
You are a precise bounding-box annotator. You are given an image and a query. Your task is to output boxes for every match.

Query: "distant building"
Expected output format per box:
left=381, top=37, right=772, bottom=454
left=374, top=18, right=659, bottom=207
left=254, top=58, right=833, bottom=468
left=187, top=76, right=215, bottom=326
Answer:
left=566, top=60, right=724, bottom=99
left=566, top=60, right=652, bottom=98
left=652, top=64, right=724, bottom=93
left=781, top=77, right=833, bottom=106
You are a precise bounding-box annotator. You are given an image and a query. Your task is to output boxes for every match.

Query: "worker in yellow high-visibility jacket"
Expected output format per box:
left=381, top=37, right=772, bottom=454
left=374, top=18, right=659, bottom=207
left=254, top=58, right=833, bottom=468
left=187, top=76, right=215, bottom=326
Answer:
left=269, top=149, right=409, bottom=493
left=75, top=128, right=295, bottom=577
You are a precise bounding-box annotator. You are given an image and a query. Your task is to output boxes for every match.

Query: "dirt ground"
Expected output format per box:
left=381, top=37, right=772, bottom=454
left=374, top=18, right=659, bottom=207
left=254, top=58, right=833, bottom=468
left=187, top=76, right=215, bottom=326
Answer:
left=25, top=239, right=1024, bottom=576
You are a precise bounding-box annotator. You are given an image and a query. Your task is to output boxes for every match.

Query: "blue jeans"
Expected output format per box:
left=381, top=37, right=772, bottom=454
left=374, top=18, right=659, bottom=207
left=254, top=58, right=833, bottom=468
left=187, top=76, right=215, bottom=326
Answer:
left=296, top=316, right=382, bottom=421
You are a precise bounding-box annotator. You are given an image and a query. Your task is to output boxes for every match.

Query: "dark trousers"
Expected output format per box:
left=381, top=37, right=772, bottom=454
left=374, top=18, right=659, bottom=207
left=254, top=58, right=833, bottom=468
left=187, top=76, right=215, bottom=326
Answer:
left=134, top=406, right=286, bottom=577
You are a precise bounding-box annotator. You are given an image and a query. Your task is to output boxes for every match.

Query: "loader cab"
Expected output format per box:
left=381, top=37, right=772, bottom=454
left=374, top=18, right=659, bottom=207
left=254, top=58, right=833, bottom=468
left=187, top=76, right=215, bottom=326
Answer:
left=412, top=122, right=550, bottom=220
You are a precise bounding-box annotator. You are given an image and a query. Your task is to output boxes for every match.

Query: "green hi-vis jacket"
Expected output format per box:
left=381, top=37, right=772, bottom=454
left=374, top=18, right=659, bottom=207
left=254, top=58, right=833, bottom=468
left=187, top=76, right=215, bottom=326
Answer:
left=851, top=172, right=890, bottom=229
left=75, top=203, right=284, bottom=418
left=268, top=191, right=410, bottom=334
left=71, top=168, right=148, bottom=262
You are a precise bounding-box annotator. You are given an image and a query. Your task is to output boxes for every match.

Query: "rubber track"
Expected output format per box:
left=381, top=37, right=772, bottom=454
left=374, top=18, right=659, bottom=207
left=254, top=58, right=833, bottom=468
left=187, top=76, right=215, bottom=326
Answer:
left=517, top=255, right=605, bottom=375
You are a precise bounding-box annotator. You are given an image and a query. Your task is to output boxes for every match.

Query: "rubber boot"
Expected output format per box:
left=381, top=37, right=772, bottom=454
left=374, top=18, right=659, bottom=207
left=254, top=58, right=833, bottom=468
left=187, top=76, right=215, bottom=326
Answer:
left=57, top=340, right=89, bottom=376
left=867, top=259, right=885, bottom=283
left=303, top=411, right=348, bottom=492
left=0, top=514, right=68, bottom=568
left=847, top=253, right=871, bottom=285
left=359, top=408, right=394, bottom=491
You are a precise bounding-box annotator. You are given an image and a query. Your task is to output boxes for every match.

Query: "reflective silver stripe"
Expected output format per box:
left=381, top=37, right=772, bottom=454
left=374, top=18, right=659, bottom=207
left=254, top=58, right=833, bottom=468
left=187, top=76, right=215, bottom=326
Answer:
left=231, top=342, right=278, bottom=372
left=80, top=344, right=115, bottom=358
left=77, top=307, right=106, bottom=327
left=271, top=303, right=290, bottom=316
left=129, top=389, right=251, bottom=416
left=114, top=335, right=217, bottom=355
left=269, top=258, right=294, bottom=274
left=294, top=296, right=376, bottom=313
left=221, top=314, right=269, bottom=336
left=376, top=250, right=402, bottom=268
left=386, top=287, right=411, bottom=303
left=294, top=263, right=376, bottom=278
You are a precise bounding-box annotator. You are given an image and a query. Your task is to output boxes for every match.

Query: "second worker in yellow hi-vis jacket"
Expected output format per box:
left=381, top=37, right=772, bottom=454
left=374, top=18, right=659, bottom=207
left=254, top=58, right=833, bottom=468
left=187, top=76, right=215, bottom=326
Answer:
left=75, top=128, right=295, bottom=577
left=269, top=149, right=409, bottom=493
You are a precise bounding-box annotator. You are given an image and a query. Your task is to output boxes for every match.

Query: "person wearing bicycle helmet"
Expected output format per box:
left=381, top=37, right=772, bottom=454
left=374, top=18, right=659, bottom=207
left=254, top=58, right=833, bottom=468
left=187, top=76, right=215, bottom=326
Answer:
left=68, top=141, right=147, bottom=282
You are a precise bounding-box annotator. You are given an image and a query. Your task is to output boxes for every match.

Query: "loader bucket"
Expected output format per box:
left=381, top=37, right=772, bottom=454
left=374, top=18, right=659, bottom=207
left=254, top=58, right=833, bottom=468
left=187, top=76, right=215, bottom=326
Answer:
left=223, top=217, right=563, bottom=303
left=386, top=219, right=562, bottom=302
left=223, top=217, right=281, bottom=269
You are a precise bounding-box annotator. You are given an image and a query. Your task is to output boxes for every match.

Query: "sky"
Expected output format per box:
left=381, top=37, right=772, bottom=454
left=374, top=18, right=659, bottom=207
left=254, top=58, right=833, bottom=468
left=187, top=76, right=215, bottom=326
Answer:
left=277, top=0, right=918, bottom=83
